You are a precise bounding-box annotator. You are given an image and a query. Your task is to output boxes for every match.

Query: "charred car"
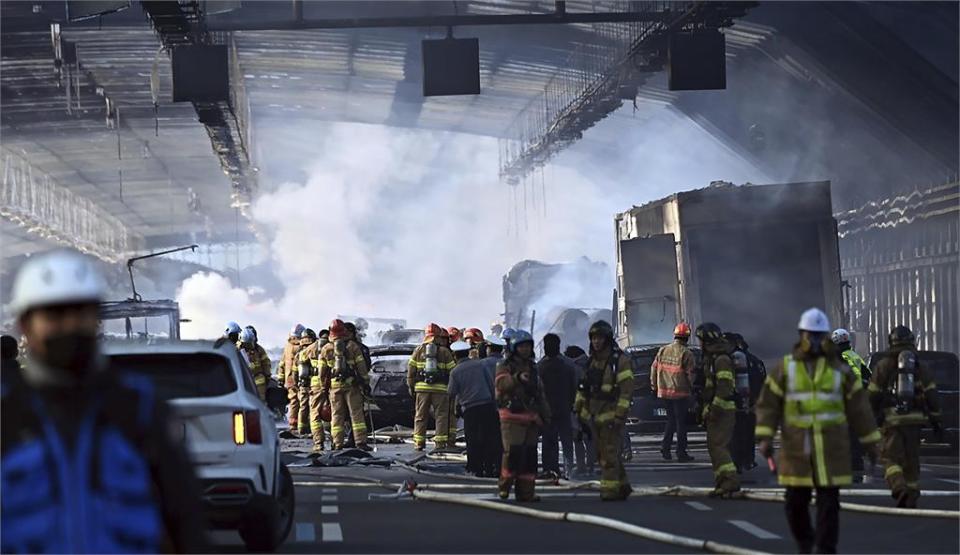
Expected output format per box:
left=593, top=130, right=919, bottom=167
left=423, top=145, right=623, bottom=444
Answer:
left=367, top=343, right=416, bottom=427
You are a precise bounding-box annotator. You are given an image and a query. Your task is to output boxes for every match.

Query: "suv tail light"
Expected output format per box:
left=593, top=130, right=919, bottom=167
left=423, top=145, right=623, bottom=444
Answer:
left=233, top=410, right=262, bottom=445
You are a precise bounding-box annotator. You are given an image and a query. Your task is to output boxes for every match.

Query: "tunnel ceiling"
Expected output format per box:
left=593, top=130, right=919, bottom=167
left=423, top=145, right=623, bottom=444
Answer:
left=1, top=1, right=956, bottom=262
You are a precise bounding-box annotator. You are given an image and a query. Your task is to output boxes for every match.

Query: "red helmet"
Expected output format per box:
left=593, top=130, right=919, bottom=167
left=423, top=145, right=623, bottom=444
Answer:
left=446, top=327, right=462, bottom=342
left=674, top=322, right=692, bottom=338
left=424, top=323, right=442, bottom=339
left=464, top=328, right=484, bottom=343
left=329, top=319, right=347, bottom=339
left=439, top=327, right=450, bottom=339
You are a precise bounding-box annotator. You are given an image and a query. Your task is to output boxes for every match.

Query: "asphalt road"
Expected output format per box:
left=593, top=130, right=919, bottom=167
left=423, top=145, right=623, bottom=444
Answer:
left=212, top=432, right=960, bottom=554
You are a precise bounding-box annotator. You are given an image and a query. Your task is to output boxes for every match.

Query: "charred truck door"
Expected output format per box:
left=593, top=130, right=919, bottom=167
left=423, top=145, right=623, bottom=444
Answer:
left=617, top=233, right=681, bottom=347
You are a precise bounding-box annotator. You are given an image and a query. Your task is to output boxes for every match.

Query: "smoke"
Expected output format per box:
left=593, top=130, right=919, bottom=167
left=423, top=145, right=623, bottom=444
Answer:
left=177, top=104, right=767, bottom=348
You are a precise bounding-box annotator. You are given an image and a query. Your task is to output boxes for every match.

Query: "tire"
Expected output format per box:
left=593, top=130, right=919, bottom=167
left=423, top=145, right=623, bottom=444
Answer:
left=239, top=464, right=295, bottom=552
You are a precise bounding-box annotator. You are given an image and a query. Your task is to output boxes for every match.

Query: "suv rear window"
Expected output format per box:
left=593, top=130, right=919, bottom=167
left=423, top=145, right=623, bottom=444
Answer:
left=110, top=353, right=237, bottom=400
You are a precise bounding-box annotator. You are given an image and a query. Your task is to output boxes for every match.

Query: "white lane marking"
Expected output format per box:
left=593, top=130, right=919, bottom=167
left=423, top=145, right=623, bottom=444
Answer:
left=322, top=488, right=338, bottom=493
left=321, top=505, right=339, bottom=514
left=937, top=478, right=960, bottom=485
left=685, top=501, right=712, bottom=511
left=321, top=494, right=338, bottom=502
left=322, top=522, right=343, bottom=543
left=295, top=522, right=316, bottom=542
left=729, top=520, right=781, bottom=539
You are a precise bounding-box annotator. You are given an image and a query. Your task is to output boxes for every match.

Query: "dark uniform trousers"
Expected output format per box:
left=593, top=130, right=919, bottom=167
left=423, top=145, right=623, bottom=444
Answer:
left=462, top=403, right=501, bottom=477
left=785, top=487, right=840, bottom=554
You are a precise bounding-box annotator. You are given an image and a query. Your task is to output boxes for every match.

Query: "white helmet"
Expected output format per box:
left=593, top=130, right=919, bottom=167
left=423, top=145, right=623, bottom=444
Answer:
left=798, top=308, right=830, bottom=333
left=290, top=323, right=304, bottom=338
left=225, top=321, right=242, bottom=335
left=9, top=250, right=104, bottom=316
left=486, top=334, right=506, bottom=347
left=239, top=327, right=256, bottom=344
left=450, top=340, right=471, bottom=353
left=831, top=328, right=850, bottom=345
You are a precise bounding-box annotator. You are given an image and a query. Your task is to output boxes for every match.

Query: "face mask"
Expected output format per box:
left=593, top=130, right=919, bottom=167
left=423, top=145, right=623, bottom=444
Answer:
left=39, top=332, right=98, bottom=377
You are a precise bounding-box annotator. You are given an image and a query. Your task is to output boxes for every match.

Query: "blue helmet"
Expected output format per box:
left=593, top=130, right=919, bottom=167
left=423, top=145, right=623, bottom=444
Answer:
left=501, top=327, right=518, bottom=345
left=291, top=323, right=305, bottom=338
left=239, top=328, right=256, bottom=345
left=224, top=321, right=242, bottom=335
left=507, top=329, right=533, bottom=353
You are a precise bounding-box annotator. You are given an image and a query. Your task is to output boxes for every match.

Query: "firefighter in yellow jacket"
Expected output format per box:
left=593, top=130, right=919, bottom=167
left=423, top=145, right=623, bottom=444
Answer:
left=867, top=325, right=940, bottom=508
left=299, top=328, right=330, bottom=453
left=496, top=329, right=550, bottom=501
left=277, top=324, right=305, bottom=429
left=574, top=320, right=634, bottom=501
left=295, top=329, right=318, bottom=437
left=238, top=327, right=271, bottom=400
left=695, top=322, right=739, bottom=497
left=407, top=323, right=457, bottom=450
left=318, top=320, right=371, bottom=450
left=755, top=308, right=880, bottom=554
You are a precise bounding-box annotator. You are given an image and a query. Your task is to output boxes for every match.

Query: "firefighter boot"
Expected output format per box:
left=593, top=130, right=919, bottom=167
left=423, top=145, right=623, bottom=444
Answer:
left=515, top=478, right=540, bottom=503
left=498, top=476, right=513, bottom=500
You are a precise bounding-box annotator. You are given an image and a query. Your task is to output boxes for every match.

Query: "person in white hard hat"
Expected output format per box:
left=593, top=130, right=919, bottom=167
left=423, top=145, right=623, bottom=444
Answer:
left=1, top=249, right=205, bottom=553
left=754, top=307, right=880, bottom=554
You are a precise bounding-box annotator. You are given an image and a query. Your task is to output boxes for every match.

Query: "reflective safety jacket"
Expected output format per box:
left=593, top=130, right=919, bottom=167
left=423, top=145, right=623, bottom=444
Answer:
left=318, top=338, right=368, bottom=395
left=407, top=338, right=457, bottom=394
left=698, top=343, right=737, bottom=414
left=574, top=348, right=634, bottom=425
left=297, top=338, right=325, bottom=390
left=495, top=355, right=551, bottom=425
left=240, top=343, right=271, bottom=391
left=867, top=344, right=940, bottom=428
left=1, top=368, right=205, bottom=553
left=277, top=337, right=301, bottom=388
left=755, top=348, right=880, bottom=487
left=841, top=349, right=869, bottom=385
left=651, top=340, right=695, bottom=399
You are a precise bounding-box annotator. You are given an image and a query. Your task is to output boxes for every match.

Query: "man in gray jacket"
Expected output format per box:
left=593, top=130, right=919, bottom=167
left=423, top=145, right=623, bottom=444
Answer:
left=449, top=339, right=502, bottom=477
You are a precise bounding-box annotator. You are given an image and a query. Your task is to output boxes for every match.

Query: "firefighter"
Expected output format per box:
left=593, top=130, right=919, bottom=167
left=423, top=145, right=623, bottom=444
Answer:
left=696, top=322, right=739, bottom=497
left=495, top=329, right=550, bottom=501
left=319, top=319, right=372, bottom=451
left=831, top=328, right=870, bottom=478
left=574, top=320, right=634, bottom=501
left=756, top=308, right=880, bottom=554
left=299, top=328, right=330, bottom=453
left=447, top=326, right=463, bottom=344
left=464, top=327, right=487, bottom=359
left=407, top=323, right=457, bottom=450
left=238, top=327, right=271, bottom=400
left=295, top=329, right=318, bottom=437
left=651, top=322, right=696, bottom=462
left=867, top=325, right=940, bottom=508
left=277, top=324, right=305, bottom=430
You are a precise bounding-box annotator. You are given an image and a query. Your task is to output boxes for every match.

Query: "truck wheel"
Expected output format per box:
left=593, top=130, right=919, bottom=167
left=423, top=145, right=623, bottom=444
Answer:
left=239, top=464, right=295, bottom=552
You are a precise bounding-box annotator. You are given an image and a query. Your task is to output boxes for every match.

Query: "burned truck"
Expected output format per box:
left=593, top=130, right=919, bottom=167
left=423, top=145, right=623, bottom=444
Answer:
left=614, top=181, right=843, bottom=363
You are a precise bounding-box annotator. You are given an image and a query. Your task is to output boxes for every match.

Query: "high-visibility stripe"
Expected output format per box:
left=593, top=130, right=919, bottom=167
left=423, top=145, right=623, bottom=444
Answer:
left=617, top=398, right=631, bottom=409
left=712, top=398, right=736, bottom=410
left=867, top=382, right=881, bottom=393
left=600, top=384, right=614, bottom=393
left=765, top=377, right=785, bottom=397
left=925, top=382, right=938, bottom=390
left=595, top=411, right=616, bottom=423
left=352, top=422, right=367, bottom=432
left=415, top=383, right=449, bottom=393
left=885, top=464, right=903, bottom=478
left=755, top=425, right=775, bottom=437
left=779, top=475, right=814, bottom=487
left=715, top=370, right=734, bottom=380
left=331, top=426, right=343, bottom=434
left=832, top=475, right=852, bottom=486
left=434, top=434, right=448, bottom=442
left=310, top=422, right=323, bottom=432
left=715, top=462, right=736, bottom=477
left=413, top=434, right=425, bottom=442
left=813, top=427, right=829, bottom=486
left=600, top=480, right=623, bottom=491
left=616, top=369, right=633, bottom=382
left=860, top=429, right=881, bottom=444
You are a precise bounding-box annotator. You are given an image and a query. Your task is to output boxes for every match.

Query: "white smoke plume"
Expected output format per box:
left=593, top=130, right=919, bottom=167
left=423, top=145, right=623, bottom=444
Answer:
left=178, top=105, right=768, bottom=348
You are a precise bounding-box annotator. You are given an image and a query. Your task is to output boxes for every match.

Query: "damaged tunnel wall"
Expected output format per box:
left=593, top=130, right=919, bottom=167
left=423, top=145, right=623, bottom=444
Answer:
left=838, top=181, right=959, bottom=355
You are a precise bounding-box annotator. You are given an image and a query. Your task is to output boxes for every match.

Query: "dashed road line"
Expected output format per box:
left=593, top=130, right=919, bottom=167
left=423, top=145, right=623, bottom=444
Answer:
left=685, top=501, right=712, bottom=511
left=322, top=522, right=344, bottom=543
left=295, top=522, right=316, bottom=542
left=322, top=505, right=340, bottom=514
left=321, top=494, right=338, bottom=502
left=729, top=520, right=781, bottom=539
left=322, top=488, right=338, bottom=493
left=937, top=478, right=960, bottom=485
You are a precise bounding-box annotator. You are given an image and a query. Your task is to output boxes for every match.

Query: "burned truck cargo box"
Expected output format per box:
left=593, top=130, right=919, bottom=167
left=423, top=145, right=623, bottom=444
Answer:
left=615, top=181, right=843, bottom=363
